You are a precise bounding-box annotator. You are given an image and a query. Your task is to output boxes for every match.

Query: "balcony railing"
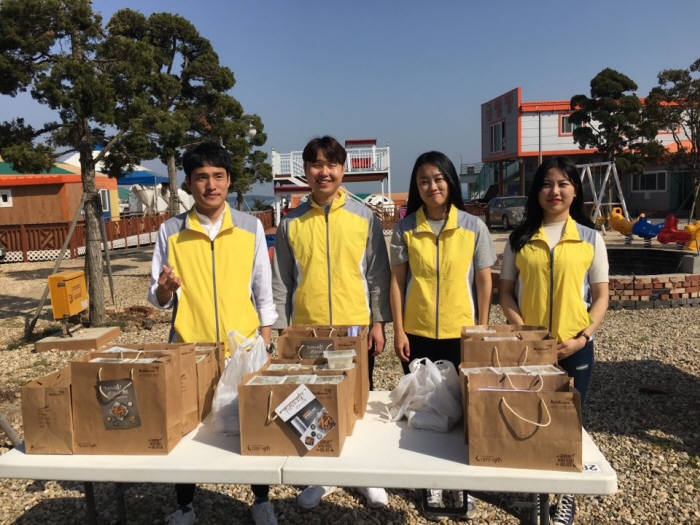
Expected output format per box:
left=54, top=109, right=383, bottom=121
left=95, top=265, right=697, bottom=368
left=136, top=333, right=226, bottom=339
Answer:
left=272, top=146, right=390, bottom=181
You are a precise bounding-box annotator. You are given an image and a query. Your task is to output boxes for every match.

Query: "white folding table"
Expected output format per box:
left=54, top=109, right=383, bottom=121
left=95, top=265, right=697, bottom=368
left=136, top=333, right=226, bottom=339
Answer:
left=0, top=391, right=617, bottom=524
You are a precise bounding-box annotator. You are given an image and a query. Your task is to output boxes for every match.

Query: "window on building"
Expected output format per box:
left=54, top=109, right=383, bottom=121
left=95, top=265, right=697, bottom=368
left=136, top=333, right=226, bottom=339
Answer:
left=99, top=189, right=110, bottom=212
left=0, top=189, right=12, bottom=208
left=490, top=121, right=505, bottom=152
left=560, top=115, right=580, bottom=135
left=632, top=172, right=667, bottom=192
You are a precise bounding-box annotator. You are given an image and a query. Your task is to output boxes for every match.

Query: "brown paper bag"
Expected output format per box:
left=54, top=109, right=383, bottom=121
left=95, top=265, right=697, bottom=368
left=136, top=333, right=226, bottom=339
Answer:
left=239, top=371, right=349, bottom=456
left=459, top=366, right=571, bottom=441
left=195, top=349, right=218, bottom=421
left=127, top=344, right=198, bottom=435
left=467, top=377, right=582, bottom=471
left=461, top=324, right=549, bottom=340
left=461, top=334, right=557, bottom=368
left=260, top=359, right=358, bottom=435
left=194, top=342, right=225, bottom=377
left=71, top=353, right=182, bottom=454
left=278, top=325, right=369, bottom=417
left=22, top=367, right=74, bottom=454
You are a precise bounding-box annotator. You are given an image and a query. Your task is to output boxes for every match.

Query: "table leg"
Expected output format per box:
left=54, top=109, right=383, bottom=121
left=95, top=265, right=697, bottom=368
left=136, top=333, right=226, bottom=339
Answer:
left=539, top=493, right=550, bottom=524
left=84, top=482, right=97, bottom=525
left=115, top=483, right=127, bottom=524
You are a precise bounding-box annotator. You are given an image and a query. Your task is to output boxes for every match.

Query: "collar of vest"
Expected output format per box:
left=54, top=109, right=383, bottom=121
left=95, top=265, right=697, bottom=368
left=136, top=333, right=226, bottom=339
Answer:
left=416, top=204, right=458, bottom=234
left=185, top=202, right=234, bottom=236
left=531, top=215, right=581, bottom=245
left=309, top=189, right=347, bottom=210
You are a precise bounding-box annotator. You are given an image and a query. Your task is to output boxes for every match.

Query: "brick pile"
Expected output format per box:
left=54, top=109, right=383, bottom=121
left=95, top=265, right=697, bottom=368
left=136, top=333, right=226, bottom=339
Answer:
left=609, top=273, right=700, bottom=309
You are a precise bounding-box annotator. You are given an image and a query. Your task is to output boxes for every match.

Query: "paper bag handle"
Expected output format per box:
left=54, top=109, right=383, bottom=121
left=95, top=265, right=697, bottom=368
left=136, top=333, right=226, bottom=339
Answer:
left=500, top=395, right=551, bottom=428
left=266, top=391, right=278, bottom=425
left=491, top=344, right=529, bottom=367
left=97, top=368, right=135, bottom=401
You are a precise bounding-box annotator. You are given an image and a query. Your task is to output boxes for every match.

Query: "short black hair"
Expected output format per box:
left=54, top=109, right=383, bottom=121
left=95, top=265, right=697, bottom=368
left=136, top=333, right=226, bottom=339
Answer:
left=183, top=141, right=232, bottom=179
left=302, top=136, right=347, bottom=165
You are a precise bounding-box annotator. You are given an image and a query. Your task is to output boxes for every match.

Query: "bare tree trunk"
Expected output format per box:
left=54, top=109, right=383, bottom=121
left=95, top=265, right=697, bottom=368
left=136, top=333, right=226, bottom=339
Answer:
left=80, top=142, right=105, bottom=327
left=237, top=191, right=244, bottom=210
left=167, top=154, right=179, bottom=217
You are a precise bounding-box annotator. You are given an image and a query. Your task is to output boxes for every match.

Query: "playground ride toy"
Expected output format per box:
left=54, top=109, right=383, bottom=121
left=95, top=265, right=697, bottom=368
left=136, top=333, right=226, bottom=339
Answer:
left=632, top=216, right=664, bottom=248
left=609, top=207, right=639, bottom=245
left=657, top=214, right=692, bottom=249
left=685, top=220, right=700, bottom=252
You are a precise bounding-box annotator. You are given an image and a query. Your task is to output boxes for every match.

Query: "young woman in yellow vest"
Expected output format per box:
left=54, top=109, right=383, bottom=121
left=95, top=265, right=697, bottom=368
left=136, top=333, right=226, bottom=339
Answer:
left=389, top=151, right=496, bottom=517
left=499, top=156, right=609, bottom=525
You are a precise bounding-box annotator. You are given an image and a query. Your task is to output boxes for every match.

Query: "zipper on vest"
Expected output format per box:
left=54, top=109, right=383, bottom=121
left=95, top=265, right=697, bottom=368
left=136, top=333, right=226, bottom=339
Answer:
left=211, top=239, right=220, bottom=344
left=548, top=244, right=556, bottom=334
left=324, top=206, right=333, bottom=325
left=435, top=232, right=440, bottom=339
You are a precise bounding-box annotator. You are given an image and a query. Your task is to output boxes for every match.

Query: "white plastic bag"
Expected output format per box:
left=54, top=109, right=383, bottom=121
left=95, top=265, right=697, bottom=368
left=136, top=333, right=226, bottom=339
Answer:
left=210, top=330, right=268, bottom=434
left=388, top=358, right=462, bottom=432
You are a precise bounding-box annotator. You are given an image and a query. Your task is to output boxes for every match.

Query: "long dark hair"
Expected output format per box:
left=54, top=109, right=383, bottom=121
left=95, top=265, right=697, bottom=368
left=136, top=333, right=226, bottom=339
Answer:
left=509, top=156, right=593, bottom=252
left=406, top=151, right=465, bottom=216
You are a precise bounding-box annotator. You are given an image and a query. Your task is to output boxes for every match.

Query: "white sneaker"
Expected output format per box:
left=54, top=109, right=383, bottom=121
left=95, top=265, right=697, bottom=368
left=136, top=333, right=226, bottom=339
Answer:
left=426, top=489, right=443, bottom=508
left=251, top=500, right=278, bottom=525
left=166, top=505, right=195, bottom=525
left=358, top=487, right=388, bottom=508
left=296, top=485, right=337, bottom=509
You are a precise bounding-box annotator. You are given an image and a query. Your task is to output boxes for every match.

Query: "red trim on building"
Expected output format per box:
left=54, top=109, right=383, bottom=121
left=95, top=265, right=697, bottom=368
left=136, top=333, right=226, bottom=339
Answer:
left=344, top=139, right=376, bottom=145
left=0, top=174, right=117, bottom=188
left=521, top=100, right=571, bottom=112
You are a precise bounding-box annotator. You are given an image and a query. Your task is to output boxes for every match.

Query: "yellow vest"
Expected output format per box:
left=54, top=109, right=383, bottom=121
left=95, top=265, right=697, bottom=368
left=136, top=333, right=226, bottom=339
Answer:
left=285, top=191, right=375, bottom=325
left=164, top=205, right=261, bottom=349
left=398, top=205, right=482, bottom=339
left=515, top=216, right=596, bottom=343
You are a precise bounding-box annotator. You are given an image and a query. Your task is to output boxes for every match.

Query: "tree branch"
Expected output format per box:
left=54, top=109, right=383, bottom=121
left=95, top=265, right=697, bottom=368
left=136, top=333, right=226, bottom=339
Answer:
left=94, top=129, right=128, bottom=163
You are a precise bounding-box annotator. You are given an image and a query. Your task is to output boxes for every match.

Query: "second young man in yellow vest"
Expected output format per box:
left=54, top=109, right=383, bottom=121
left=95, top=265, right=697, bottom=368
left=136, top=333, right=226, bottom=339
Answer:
left=272, top=136, right=392, bottom=509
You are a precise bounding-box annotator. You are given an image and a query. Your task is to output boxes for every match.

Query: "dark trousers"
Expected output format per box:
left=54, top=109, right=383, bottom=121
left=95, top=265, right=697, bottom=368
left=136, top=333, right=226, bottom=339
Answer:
left=558, top=339, right=594, bottom=407
left=368, top=343, right=375, bottom=390
left=400, top=334, right=461, bottom=375
left=176, top=483, right=269, bottom=506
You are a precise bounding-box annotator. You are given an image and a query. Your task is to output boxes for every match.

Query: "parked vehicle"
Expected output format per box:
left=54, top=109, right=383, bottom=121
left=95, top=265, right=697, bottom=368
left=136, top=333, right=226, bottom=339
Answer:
left=488, top=196, right=526, bottom=229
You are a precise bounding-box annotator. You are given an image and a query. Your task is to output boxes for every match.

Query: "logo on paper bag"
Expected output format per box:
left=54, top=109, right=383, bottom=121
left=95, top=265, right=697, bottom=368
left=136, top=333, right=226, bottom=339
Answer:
left=298, top=339, right=333, bottom=359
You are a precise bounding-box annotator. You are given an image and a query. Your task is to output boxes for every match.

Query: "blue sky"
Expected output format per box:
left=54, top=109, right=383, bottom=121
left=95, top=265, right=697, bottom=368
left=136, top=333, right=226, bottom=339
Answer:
left=2, top=0, right=699, bottom=194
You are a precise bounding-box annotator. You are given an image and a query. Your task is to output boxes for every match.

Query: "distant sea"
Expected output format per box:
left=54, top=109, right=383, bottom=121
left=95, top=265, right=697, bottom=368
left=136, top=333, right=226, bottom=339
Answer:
left=226, top=194, right=275, bottom=211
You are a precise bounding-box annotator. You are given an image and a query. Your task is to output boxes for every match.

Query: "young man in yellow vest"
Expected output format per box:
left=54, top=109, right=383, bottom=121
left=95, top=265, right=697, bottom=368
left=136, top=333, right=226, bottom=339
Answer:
left=149, top=142, right=278, bottom=525
left=272, top=136, right=392, bottom=509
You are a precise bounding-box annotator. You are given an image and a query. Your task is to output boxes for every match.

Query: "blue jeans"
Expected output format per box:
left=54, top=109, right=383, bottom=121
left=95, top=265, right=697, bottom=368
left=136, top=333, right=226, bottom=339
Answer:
left=558, top=340, right=594, bottom=407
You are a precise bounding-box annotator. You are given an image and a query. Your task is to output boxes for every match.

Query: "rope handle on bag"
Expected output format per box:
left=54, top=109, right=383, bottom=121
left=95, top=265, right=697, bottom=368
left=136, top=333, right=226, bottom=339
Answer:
left=97, top=367, right=135, bottom=401
left=491, top=344, right=529, bottom=367
left=266, top=391, right=278, bottom=425
left=492, top=346, right=542, bottom=392
left=500, top=394, right=551, bottom=427
left=118, top=350, right=144, bottom=361
left=307, top=326, right=334, bottom=338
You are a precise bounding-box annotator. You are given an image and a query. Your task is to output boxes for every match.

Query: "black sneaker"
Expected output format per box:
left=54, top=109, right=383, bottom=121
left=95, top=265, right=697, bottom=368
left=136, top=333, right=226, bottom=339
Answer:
left=551, top=494, right=575, bottom=525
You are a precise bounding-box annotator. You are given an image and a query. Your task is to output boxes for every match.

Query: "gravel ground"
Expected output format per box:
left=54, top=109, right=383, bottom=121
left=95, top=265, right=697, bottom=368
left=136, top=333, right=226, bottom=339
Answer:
left=0, top=246, right=698, bottom=524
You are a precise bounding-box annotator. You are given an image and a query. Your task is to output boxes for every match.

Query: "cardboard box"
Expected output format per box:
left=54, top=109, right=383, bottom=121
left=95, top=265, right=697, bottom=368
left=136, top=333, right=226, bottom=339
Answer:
left=278, top=325, right=368, bottom=418
left=71, top=352, right=182, bottom=454
left=195, top=348, right=219, bottom=421
left=21, top=367, right=74, bottom=454
left=239, top=371, right=350, bottom=456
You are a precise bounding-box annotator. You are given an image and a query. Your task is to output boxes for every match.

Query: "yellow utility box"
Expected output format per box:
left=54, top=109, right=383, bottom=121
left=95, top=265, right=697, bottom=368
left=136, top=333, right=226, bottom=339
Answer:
left=48, top=270, right=88, bottom=320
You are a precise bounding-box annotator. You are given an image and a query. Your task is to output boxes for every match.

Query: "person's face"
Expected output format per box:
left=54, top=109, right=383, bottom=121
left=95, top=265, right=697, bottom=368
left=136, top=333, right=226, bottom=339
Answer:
left=186, top=164, right=230, bottom=217
left=416, top=163, right=449, bottom=212
left=538, top=168, right=576, bottom=221
left=305, top=150, right=344, bottom=204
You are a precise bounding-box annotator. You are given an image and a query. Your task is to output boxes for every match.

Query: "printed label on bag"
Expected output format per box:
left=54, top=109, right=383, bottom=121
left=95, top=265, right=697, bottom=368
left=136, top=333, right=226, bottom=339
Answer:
left=274, top=385, right=335, bottom=451
left=298, top=339, right=333, bottom=359
left=96, top=378, right=141, bottom=430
